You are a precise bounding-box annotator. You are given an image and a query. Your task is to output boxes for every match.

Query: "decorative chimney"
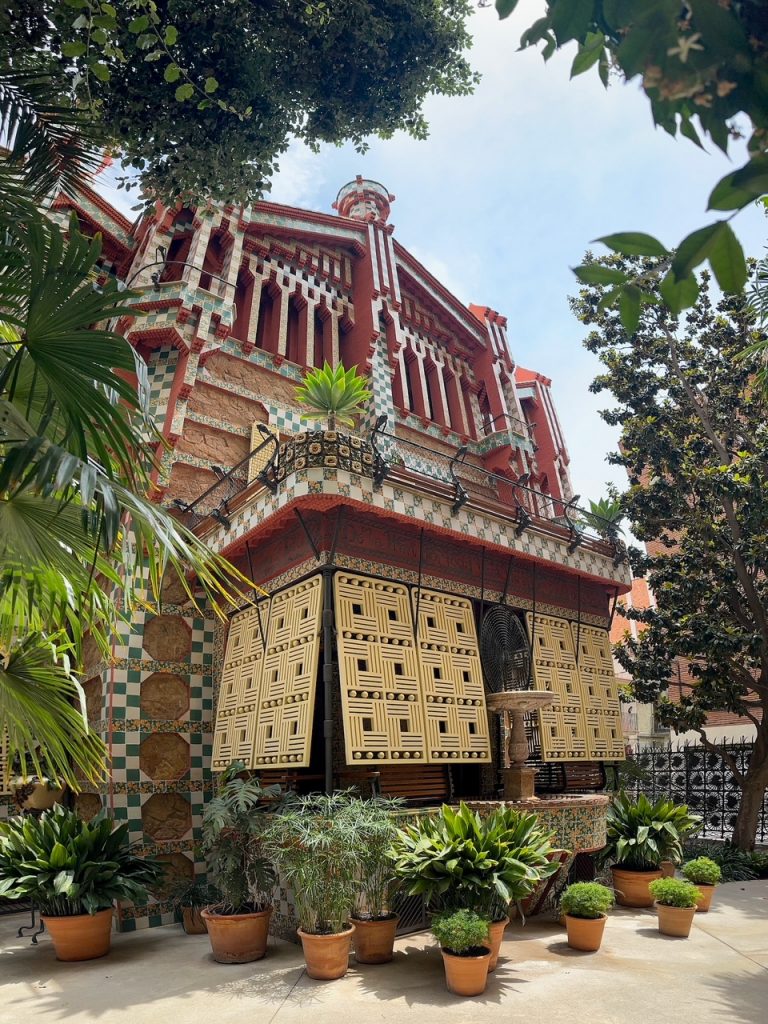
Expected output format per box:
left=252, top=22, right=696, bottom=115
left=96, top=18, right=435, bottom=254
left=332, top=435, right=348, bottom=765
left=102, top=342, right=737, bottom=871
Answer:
left=333, top=176, right=395, bottom=224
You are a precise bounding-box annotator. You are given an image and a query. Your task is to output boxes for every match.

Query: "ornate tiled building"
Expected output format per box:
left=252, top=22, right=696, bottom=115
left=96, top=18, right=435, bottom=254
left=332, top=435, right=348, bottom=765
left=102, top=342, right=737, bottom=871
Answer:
left=35, top=176, right=631, bottom=929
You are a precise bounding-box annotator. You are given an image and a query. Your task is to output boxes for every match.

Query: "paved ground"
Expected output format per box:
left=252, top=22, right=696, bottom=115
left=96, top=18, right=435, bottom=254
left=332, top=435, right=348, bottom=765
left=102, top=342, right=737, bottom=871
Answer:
left=1, top=880, right=766, bottom=1024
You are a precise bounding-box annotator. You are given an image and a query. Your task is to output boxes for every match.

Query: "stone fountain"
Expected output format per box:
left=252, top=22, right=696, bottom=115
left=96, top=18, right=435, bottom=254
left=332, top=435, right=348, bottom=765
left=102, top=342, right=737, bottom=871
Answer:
left=486, top=690, right=555, bottom=801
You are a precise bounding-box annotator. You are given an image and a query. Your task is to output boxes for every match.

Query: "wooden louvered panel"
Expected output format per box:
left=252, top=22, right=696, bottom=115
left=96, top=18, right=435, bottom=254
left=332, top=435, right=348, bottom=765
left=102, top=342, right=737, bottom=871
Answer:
left=526, top=611, right=588, bottom=762
left=414, top=590, right=491, bottom=763
left=336, top=574, right=427, bottom=764
left=253, top=576, right=322, bottom=768
left=212, top=602, right=266, bottom=770
left=572, top=624, right=626, bottom=761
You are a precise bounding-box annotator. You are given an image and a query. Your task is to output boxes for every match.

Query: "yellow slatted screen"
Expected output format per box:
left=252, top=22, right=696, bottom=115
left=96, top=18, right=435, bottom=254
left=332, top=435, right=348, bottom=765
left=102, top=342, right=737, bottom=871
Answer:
left=526, top=612, right=625, bottom=761
left=212, top=602, right=266, bottom=770
left=572, top=624, right=626, bottom=761
left=414, top=589, right=492, bottom=764
left=248, top=422, right=278, bottom=484
left=335, top=575, right=427, bottom=764
left=253, top=576, right=323, bottom=768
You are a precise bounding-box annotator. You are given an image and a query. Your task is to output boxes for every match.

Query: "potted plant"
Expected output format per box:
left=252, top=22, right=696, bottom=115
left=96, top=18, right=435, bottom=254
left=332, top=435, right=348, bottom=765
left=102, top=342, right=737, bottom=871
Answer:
left=200, top=764, right=282, bottom=963
left=559, top=882, right=614, bottom=952
left=0, top=805, right=160, bottom=961
left=648, top=877, right=701, bottom=938
left=263, top=791, right=368, bottom=980
left=389, top=802, right=560, bottom=972
left=169, top=878, right=220, bottom=934
left=599, top=792, right=701, bottom=907
left=349, top=796, right=402, bottom=964
left=295, top=361, right=372, bottom=432
left=431, top=909, right=492, bottom=997
left=10, top=750, right=66, bottom=812
left=682, top=856, right=722, bottom=912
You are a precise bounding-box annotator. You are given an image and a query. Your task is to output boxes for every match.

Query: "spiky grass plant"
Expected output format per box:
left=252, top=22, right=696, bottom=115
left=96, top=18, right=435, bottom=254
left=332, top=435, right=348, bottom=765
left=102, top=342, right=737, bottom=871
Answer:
left=350, top=796, right=403, bottom=920
left=294, top=362, right=372, bottom=431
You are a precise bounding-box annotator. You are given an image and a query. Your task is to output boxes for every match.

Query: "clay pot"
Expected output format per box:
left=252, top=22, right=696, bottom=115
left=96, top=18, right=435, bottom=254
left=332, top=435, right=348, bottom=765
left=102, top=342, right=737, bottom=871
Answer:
left=351, top=915, right=399, bottom=964
left=486, top=916, right=509, bottom=972
left=41, top=908, right=113, bottom=962
left=182, top=907, right=208, bottom=935
left=13, top=780, right=66, bottom=812
left=298, top=925, right=355, bottom=980
left=655, top=902, right=696, bottom=938
left=660, top=861, right=676, bottom=878
left=201, top=907, right=271, bottom=963
left=441, top=948, right=491, bottom=997
left=610, top=866, right=663, bottom=908
left=694, top=884, right=715, bottom=913
left=564, top=914, right=607, bottom=952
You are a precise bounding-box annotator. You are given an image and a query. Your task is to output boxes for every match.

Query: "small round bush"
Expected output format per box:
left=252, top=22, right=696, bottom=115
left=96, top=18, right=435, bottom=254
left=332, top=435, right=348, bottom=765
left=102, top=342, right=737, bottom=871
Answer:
left=560, top=882, right=615, bottom=919
left=432, top=909, right=490, bottom=956
left=682, top=857, right=721, bottom=886
left=648, top=878, right=700, bottom=908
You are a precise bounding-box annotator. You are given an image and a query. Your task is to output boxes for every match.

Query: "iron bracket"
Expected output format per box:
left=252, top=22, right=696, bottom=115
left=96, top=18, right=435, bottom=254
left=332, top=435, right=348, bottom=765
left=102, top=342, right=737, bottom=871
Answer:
left=369, top=414, right=390, bottom=487
left=449, top=445, right=469, bottom=514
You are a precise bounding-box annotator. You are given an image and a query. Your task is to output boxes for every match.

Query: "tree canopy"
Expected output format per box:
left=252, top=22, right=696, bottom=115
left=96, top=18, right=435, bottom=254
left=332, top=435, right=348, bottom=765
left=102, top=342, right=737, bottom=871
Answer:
left=495, top=0, right=768, bottom=326
left=2, top=0, right=477, bottom=206
left=572, top=255, right=768, bottom=849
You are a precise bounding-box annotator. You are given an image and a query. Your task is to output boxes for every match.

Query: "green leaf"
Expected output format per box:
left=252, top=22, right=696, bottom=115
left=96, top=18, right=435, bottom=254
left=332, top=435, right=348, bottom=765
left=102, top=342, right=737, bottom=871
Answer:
left=174, top=83, right=194, bottom=102
left=164, top=25, right=179, bottom=46
left=204, top=77, right=219, bottom=94
left=708, top=157, right=768, bottom=212
left=573, top=264, right=627, bottom=286
left=164, top=64, right=181, bottom=83
left=707, top=222, right=747, bottom=293
left=595, top=232, right=669, bottom=257
left=495, top=0, right=520, bottom=18
left=679, top=116, right=703, bottom=150
left=671, top=222, right=724, bottom=281
left=660, top=269, right=699, bottom=314
left=128, top=15, right=150, bottom=34
left=61, top=42, right=87, bottom=58
left=571, top=33, right=604, bottom=77
left=89, top=62, right=110, bottom=82
left=619, top=284, right=641, bottom=335
left=551, top=0, right=594, bottom=45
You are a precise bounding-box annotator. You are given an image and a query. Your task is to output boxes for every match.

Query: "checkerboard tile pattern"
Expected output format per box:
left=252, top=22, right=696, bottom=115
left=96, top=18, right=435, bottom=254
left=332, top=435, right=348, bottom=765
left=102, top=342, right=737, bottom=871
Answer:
left=146, top=345, right=179, bottom=431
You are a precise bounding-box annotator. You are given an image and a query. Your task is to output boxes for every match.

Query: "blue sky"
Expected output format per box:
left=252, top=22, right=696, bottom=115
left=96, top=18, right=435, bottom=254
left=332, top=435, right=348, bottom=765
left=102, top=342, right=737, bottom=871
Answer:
left=101, top=2, right=765, bottom=507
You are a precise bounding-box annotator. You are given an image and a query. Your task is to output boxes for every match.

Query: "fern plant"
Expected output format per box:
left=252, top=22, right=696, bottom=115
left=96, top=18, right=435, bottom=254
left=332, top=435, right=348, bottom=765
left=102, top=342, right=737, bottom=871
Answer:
left=200, top=761, right=283, bottom=914
left=389, top=802, right=560, bottom=921
left=294, top=362, right=372, bottom=431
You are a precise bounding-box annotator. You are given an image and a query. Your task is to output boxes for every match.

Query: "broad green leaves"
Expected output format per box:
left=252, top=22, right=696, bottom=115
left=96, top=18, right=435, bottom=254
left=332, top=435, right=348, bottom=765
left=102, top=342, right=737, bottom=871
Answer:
left=596, top=233, right=669, bottom=258
left=708, top=157, right=768, bottom=213
left=671, top=221, right=747, bottom=294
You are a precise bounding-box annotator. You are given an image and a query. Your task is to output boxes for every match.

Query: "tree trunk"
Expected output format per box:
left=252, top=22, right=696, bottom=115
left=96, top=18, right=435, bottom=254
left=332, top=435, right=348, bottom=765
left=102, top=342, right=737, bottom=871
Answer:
left=731, top=723, right=768, bottom=851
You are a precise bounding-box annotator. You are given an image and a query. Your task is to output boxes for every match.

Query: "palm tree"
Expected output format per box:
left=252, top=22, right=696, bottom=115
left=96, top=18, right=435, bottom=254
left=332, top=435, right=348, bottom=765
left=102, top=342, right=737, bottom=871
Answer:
left=0, top=60, right=245, bottom=788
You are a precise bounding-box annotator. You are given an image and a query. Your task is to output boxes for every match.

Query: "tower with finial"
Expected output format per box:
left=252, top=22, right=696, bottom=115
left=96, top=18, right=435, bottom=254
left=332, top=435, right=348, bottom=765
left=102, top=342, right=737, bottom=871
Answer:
left=333, top=175, right=395, bottom=225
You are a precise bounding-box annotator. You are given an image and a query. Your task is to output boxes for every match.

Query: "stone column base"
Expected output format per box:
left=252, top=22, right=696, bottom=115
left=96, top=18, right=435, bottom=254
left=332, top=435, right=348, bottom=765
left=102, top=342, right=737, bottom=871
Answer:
left=501, top=766, right=537, bottom=801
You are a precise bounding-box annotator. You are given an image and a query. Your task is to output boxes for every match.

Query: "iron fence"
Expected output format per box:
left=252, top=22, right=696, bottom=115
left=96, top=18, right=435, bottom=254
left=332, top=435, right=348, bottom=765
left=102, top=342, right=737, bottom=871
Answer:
left=623, top=739, right=767, bottom=844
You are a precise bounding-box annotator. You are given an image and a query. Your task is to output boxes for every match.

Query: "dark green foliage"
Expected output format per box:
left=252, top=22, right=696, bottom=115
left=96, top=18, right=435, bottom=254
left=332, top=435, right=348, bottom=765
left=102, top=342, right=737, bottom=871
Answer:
left=431, top=908, right=490, bottom=956
left=200, top=763, right=282, bottom=914
left=648, top=877, right=700, bottom=908
left=0, top=804, right=161, bottom=916
left=560, top=881, right=614, bottom=920
left=682, top=857, right=721, bottom=886
left=168, top=878, right=221, bottom=911
left=683, top=838, right=766, bottom=881
left=389, top=801, right=560, bottom=921
left=600, top=792, right=701, bottom=870
left=1, top=1, right=478, bottom=206
left=573, top=260, right=768, bottom=851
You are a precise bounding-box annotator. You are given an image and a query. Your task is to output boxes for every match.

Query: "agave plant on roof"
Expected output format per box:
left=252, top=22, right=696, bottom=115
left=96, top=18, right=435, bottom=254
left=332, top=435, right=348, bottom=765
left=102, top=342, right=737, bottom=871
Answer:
left=294, top=362, right=372, bottom=432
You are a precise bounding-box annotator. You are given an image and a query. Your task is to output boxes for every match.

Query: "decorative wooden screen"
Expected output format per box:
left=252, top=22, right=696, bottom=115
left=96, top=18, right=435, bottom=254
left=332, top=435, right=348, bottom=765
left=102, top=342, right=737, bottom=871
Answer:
left=247, top=423, right=278, bottom=484
left=335, top=574, right=427, bottom=764
left=571, top=624, right=626, bottom=760
left=526, top=612, right=626, bottom=761
left=253, top=575, right=323, bottom=767
left=414, top=589, right=492, bottom=764
left=212, top=601, right=266, bottom=770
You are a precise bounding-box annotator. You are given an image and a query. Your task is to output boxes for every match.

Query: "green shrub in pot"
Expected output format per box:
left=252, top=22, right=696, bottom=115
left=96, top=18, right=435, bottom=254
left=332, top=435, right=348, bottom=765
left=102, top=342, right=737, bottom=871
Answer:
left=431, top=909, right=492, bottom=997
left=649, top=876, right=702, bottom=935
left=560, top=882, right=615, bottom=919
left=682, top=857, right=722, bottom=887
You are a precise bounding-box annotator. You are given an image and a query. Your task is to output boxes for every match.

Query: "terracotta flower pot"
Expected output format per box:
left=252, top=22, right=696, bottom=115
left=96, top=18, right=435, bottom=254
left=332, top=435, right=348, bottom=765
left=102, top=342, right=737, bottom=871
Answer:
left=41, top=908, right=113, bottom=962
left=655, top=902, right=696, bottom=938
left=441, top=948, right=491, bottom=997
left=486, top=916, right=509, bottom=972
left=565, top=914, right=607, bottom=952
left=201, top=906, right=271, bottom=963
left=182, top=906, right=208, bottom=934
left=351, top=915, right=399, bottom=964
left=611, top=866, right=663, bottom=907
left=694, top=884, right=715, bottom=913
left=660, top=861, right=676, bottom=878
left=298, top=925, right=355, bottom=980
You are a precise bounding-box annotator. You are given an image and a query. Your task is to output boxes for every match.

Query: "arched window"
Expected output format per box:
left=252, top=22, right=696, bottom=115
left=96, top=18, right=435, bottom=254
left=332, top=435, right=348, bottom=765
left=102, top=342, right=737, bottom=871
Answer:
left=232, top=269, right=255, bottom=342
left=444, top=370, right=465, bottom=434
left=286, top=297, right=303, bottom=365
left=199, top=231, right=231, bottom=291
left=403, top=354, right=417, bottom=412
left=160, top=208, right=194, bottom=283
left=478, top=389, right=493, bottom=435
left=254, top=285, right=277, bottom=353
left=313, top=309, right=326, bottom=368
